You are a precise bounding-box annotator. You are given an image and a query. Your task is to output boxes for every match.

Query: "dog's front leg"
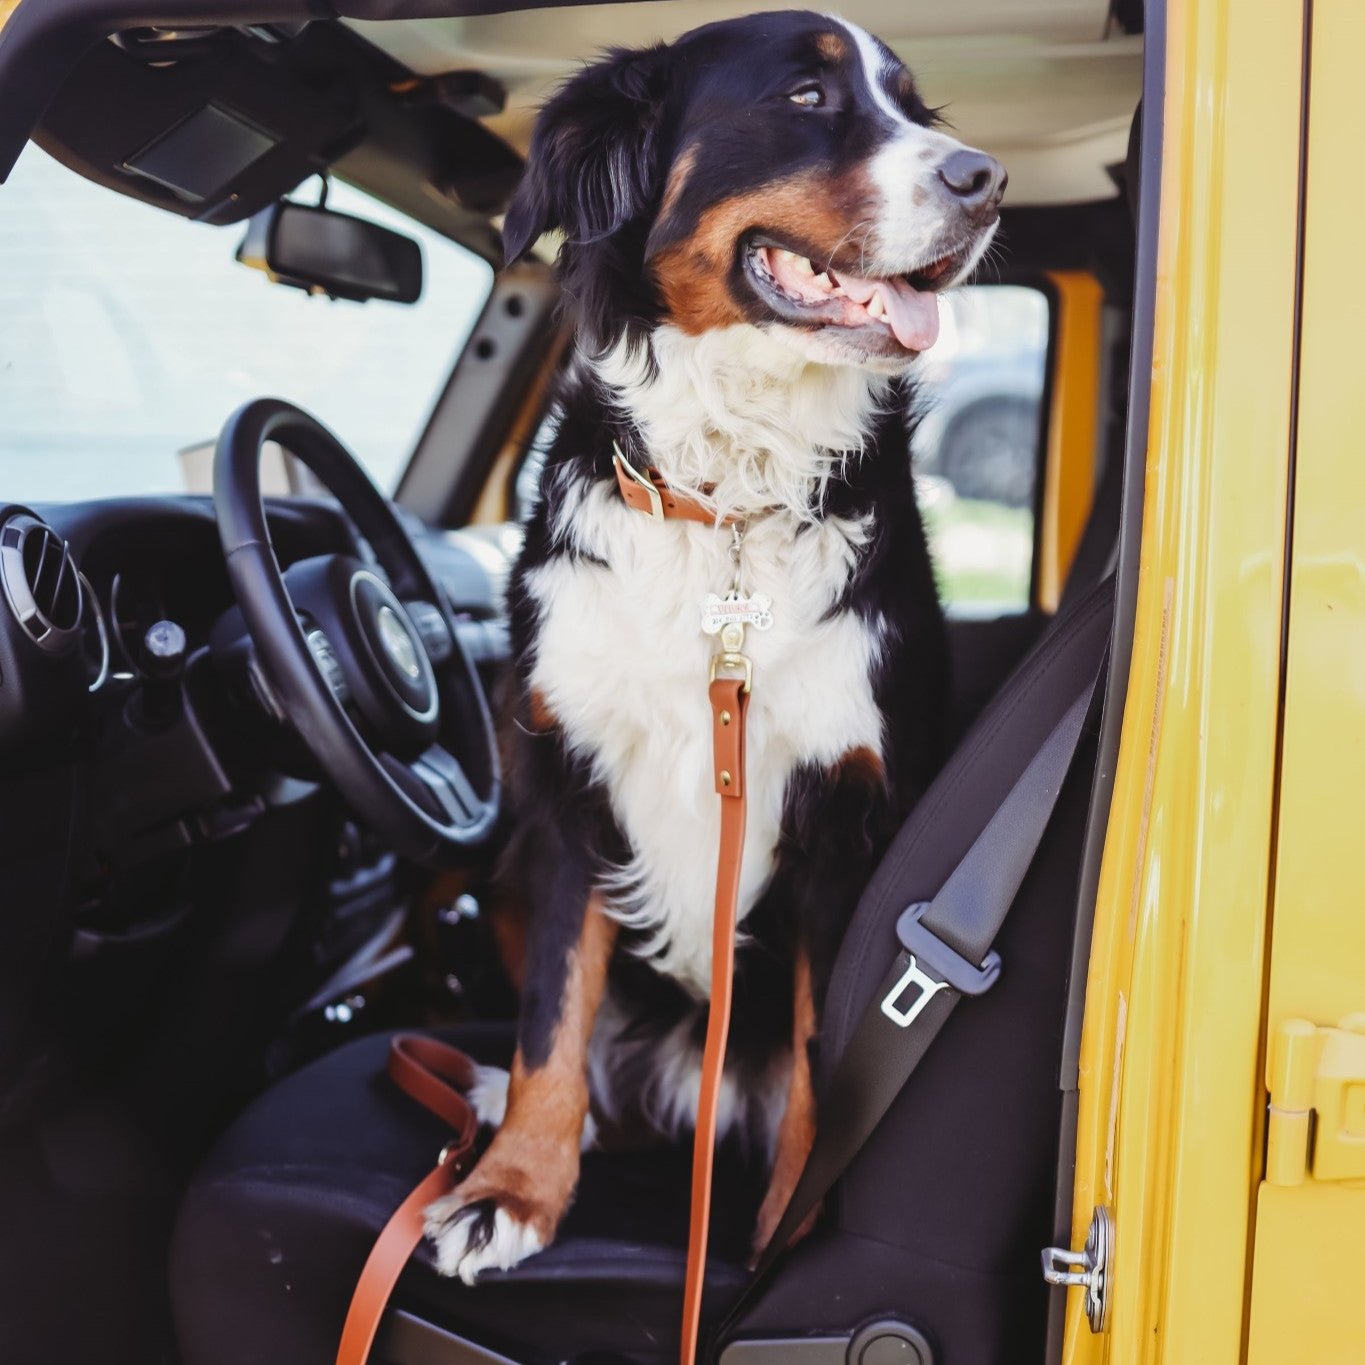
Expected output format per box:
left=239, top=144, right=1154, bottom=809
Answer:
left=751, top=949, right=820, bottom=1265
left=425, top=887, right=616, bottom=1283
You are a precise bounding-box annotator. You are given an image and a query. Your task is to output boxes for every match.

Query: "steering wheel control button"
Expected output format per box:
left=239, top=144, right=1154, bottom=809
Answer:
left=377, top=605, right=422, bottom=680
left=306, top=629, right=351, bottom=704
left=405, top=599, right=454, bottom=663
left=410, top=746, right=478, bottom=825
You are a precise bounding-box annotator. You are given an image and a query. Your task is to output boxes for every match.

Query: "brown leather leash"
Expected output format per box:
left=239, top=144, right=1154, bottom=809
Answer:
left=680, top=675, right=750, bottom=1364
left=337, top=457, right=754, bottom=1365
left=616, top=444, right=757, bottom=1362
left=335, top=1036, right=480, bottom=1365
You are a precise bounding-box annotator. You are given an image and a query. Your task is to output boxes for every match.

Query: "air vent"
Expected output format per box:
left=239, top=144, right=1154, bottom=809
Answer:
left=0, top=513, right=83, bottom=654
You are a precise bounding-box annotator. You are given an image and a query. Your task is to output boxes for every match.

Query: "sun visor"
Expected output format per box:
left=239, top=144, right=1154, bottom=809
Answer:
left=13, top=18, right=524, bottom=227
left=30, top=32, right=363, bottom=225
left=0, top=0, right=634, bottom=193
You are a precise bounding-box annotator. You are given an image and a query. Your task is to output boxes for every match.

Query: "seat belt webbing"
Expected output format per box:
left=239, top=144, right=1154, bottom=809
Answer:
left=721, top=669, right=1103, bottom=1346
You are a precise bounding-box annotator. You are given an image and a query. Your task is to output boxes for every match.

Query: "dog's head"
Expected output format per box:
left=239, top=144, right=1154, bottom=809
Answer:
left=504, top=9, right=1005, bottom=373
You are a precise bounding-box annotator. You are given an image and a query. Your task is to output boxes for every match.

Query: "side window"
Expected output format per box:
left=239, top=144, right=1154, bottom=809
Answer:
left=916, top=284, right=1050, bottom=617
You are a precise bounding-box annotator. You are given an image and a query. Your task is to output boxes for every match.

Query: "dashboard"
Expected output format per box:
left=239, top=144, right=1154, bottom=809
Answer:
left=0, top=492, right=518, bottom=1128
left=0, top=492, right=513, bottom=830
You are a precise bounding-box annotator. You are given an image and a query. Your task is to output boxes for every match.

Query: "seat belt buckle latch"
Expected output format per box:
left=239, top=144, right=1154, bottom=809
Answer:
left=880, top=953, right=951, bottom=1028
left=879, top=901, right=1002, bottom=1028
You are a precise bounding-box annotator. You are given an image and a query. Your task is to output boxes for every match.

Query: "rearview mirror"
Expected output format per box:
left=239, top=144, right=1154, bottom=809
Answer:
left=236, top=200, right=423, bottom=304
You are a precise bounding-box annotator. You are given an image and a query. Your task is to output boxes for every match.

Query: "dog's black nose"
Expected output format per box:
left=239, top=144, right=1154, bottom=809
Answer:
left=937, top=150, right=1007, bottom=216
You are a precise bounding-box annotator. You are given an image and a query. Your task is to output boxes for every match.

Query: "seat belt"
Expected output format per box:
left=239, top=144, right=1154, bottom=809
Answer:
left=335, top=670, right=1097, bottom=1365
left=718, top=668, right=1104, bottom=1349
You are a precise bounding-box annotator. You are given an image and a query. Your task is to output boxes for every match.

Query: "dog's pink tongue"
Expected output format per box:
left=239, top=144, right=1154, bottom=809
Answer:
left=836, top=271, right=941, bottom=352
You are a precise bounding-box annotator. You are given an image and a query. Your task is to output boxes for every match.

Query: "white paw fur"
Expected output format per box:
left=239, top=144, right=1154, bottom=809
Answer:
left=424, top=1196, right=545, bottom=1285
left=468, top=1065, right=510, bottom=1129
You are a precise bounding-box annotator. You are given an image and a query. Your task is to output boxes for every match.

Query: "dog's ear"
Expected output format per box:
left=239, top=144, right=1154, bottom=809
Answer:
left=502, top=44, right=671, bottom=265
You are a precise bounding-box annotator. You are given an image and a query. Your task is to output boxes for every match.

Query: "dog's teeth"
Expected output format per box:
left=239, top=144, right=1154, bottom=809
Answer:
left=867, top=292, right=887, bottom=320
left=812, top=272, right=831, bottom=290
left=790, top=255, right=815, bottom=277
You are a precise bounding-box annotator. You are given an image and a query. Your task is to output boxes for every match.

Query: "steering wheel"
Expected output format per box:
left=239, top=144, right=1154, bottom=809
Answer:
left=213, top=398, right=500, bottom=865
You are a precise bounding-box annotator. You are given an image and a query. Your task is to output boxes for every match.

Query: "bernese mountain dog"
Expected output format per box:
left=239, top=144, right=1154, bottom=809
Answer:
left=424, top=8, right=1006, bottom=1283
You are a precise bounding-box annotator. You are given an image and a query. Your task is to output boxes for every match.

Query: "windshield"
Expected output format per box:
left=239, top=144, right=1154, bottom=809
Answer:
left=1, top=146, right=493, bottom=502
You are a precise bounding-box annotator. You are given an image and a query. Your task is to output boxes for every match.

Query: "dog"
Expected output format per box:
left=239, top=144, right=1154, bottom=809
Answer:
left=424, top=9, right=1006, bottom=1283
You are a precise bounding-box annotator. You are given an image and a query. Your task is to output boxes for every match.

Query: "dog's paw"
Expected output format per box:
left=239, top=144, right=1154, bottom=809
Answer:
left=468, top=1065, right=510, bottom=1129
left=424, top=1191, right=546, bottom=1285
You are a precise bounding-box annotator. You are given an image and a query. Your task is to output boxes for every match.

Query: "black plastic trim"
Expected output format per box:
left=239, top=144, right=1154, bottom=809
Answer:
left=377, top=1308, right=526, bottom=1365
left=1044, top=0, right=1165, bottom=1358
left=396, top=263, right=562, bottom=528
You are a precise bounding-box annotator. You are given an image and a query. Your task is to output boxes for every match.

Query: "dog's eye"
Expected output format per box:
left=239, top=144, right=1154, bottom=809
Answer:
left=788, top=83, right=825, bottom=108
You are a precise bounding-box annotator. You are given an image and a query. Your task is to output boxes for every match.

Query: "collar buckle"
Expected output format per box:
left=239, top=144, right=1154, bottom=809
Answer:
left=612, top=447, right=665, bottom=522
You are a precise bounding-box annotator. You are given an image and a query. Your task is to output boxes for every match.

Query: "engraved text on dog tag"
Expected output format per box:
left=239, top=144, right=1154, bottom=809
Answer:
left=701, top=590, right=774, bottom=635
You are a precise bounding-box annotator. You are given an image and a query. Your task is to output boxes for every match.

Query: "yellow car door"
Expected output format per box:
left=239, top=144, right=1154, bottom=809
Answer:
left=1057, top=0, right=1365, bottom=1361
left=1246, top=0, right=1365, bottom=1358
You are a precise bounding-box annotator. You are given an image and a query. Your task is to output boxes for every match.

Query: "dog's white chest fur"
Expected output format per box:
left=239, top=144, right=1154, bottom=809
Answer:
left=526, top=483, right=885, bottom=995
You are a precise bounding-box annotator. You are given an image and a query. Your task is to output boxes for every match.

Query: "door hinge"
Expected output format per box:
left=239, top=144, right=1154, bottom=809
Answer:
left=1265, top=1014, right=1365, bottom=1185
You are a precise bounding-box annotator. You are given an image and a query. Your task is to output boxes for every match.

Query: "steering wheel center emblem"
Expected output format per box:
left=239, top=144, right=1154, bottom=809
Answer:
left=376, top=605, right=421, bottom=681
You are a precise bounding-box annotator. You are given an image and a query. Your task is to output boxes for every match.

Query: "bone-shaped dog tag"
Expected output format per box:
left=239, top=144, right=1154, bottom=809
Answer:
left=701, top=590, right=774, bottom=635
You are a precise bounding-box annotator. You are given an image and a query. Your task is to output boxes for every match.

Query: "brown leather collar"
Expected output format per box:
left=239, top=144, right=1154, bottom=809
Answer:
left=613, top=449, right=740, bottom=526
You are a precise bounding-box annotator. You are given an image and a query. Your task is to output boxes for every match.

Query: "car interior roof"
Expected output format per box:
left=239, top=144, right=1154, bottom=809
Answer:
left=350, top=0, right=1144, bottom=208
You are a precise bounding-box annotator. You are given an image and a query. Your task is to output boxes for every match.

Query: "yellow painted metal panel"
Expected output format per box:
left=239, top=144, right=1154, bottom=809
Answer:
left=1247, top=0, right=1365, bottom=1354
left=1248, top=1187, right=1365, bottom=1362
left=1038, top=270, right=1103, bottom=613
left=1061, top=0, right=1301, bottom=1361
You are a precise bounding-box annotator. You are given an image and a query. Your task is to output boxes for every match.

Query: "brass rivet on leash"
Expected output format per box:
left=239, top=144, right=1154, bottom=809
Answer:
left=720, top=710, right=732, bottom=726
left=719, top=770, right=732, bottom=787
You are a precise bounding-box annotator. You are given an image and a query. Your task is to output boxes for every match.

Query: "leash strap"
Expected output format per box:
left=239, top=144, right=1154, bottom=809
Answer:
left=335, top=1036, right=480, bottom=1365
left=340, top=467, right=754, bottom=1364
left=679, top=677, right=751, bottom=1365
left=335, top=683, right=750, bottom=1365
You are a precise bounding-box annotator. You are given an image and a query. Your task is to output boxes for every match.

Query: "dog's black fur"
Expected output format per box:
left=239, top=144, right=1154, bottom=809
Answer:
left=506, top=387, right=948, bottom=1080
left=428, top=9, right=1003, bottom=1276
left=503, top=12, right=943, bottom=357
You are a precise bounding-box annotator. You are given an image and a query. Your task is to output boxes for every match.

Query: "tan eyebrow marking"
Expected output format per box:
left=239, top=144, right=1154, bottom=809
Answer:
left=815, top=30, right=847, bottom=62
left=658, top=143, right=700, bottom=223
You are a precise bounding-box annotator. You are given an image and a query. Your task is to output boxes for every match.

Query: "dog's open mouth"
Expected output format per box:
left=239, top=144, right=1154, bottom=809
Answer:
left=744, top=239, right=966, bottom=353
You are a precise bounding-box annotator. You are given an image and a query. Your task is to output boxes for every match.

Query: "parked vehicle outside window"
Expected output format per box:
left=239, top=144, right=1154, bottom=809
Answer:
left=916, top=283, right=1049, bottom=616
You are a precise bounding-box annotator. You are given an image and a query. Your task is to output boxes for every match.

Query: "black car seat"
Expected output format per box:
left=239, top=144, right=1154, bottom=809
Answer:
left=170, top=572, right=1114, bottom=1365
